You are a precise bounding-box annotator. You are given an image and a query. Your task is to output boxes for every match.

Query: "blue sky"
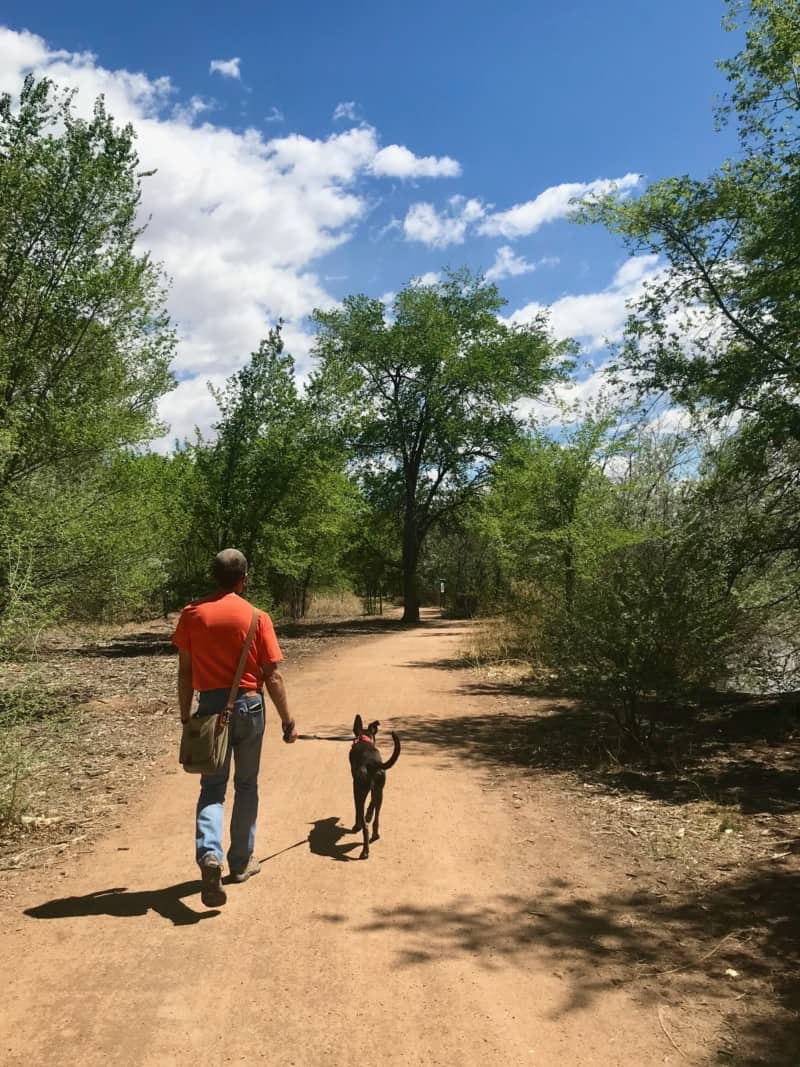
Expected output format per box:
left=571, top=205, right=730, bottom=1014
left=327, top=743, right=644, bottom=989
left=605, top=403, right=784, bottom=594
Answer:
left=0, top=1, right=740, bottom=443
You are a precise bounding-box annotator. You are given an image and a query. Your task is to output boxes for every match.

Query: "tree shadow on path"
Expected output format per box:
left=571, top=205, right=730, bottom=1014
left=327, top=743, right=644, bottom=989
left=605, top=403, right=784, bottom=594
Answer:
left=327, top=865, right=799, bottom=1064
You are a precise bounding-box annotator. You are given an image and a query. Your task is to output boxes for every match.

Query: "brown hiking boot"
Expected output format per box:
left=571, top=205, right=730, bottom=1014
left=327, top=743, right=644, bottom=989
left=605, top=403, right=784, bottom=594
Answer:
left=229, top=855, right=261, bottom=884
left=200, top=854, right=227, bottom=907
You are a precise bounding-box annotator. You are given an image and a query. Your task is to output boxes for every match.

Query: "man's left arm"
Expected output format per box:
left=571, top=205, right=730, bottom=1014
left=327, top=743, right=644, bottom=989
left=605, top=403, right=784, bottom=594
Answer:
left=178, top=650, right=194, bottom=723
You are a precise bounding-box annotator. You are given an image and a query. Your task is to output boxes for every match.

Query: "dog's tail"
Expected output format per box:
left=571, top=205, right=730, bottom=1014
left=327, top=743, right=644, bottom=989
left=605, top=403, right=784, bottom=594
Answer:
left=379, top=732, right=400, bottom=771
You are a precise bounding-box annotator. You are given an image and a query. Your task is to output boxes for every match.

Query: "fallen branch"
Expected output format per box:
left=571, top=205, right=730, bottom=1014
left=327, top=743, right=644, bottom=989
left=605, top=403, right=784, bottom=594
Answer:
left=0, top=834, right=88, bottom=870
left=657, top=1006, right=688, bottom=1061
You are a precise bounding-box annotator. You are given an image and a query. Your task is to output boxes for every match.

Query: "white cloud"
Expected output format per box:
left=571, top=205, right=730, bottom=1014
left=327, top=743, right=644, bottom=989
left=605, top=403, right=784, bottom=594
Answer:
left=265, top=106, right=285, bottom=123
left=507, top=254, right=661, bottom=351
left=479, top=173, right=641, bottom=239
left=403, top=173, right=641, bottom=249
left=209, top=57, right=241, bottom=80
left=0, top=27, right=465, bottom=445
left=374, top=217, right=402, bottom=240
left=0, top=26, right=49, bottom=79
left=171, top=95, right=214, bottom=124
left=153, top=373, right=228, bottom=453
left=412, top=271, right=441, bottom=286
left=333, top=100, right=358, bottom=122
left=371, top=144, right=460, bottom=179
left=485, top=245, right=541, bottom=282
left=403, top=196, right=485, bottom=248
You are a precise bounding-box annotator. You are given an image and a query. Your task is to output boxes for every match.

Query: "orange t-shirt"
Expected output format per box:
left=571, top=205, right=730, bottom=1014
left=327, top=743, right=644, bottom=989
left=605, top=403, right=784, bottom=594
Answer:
left=171, top=592, right=283, bottom=692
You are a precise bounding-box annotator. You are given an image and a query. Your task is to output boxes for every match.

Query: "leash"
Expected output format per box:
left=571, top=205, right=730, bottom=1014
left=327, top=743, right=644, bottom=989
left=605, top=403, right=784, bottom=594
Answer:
left=295, top=733, right=353, bottom=742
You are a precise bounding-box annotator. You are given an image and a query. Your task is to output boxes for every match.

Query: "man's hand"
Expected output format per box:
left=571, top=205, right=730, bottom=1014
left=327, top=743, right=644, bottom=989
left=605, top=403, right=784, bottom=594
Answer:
left=264, top=663, right=294, bottom=743
left=282, top=719, right=297, bottom=744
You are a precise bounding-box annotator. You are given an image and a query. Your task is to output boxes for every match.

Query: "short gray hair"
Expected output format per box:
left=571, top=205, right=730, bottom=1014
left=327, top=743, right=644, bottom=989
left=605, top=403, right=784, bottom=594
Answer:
left=212, top=548, right=248, bottom=591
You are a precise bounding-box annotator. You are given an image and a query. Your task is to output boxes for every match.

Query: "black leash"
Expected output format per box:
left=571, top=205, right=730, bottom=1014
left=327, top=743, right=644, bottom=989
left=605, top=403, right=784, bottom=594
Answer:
left=295, top=733, right=353, bottom=742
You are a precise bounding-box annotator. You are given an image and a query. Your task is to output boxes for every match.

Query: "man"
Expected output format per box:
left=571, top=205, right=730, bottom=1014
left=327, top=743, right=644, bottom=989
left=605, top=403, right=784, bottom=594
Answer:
left=172, top=548, right=297, bottom=908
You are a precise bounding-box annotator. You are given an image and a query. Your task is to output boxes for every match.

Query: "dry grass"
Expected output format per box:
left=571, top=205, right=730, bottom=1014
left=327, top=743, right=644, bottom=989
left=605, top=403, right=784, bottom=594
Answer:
left=302, top=590, right=366, bottom=619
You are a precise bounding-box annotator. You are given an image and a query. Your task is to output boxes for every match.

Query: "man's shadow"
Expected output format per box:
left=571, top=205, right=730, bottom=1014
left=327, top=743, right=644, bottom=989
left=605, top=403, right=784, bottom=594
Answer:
left=24, top=839, right=310, bottom=927
left=24, top=880, right=217, bottom=926
left=308, top=816, right=362, bottom=861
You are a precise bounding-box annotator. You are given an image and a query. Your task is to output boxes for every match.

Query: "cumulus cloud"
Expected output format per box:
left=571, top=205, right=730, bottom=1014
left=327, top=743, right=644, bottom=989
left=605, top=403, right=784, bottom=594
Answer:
left=506, top=254, right=661, bottom=351
left=485, top=246, right=543, bottom=282
left=403, top=196, right=485, bottom=248
left=479, top=173, right=641, bottom=239
left=209, top=57, right=241, bottom=79
left=371, top=144, right=460, bottom=179
left=171, top=95, right=214, bottom=124
left=402, top=173, right=641, bottom=249
left=0, top=27, right=463, bottom=445
left=333, top=100, right=358, bottom=122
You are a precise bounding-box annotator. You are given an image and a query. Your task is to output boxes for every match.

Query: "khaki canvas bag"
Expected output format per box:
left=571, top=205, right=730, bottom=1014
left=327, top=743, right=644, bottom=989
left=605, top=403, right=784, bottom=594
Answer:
left=179, top=608, right=259, bottom=774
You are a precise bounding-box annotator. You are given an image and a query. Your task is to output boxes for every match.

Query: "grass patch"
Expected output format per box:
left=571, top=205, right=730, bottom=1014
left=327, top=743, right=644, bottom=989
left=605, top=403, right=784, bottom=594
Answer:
left=0, top=678, right=84, bottom=826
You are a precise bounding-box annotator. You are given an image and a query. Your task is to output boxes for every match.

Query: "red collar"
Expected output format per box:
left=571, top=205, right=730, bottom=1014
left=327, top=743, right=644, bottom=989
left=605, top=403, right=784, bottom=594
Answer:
left=354, top=733, right=374, bottom=746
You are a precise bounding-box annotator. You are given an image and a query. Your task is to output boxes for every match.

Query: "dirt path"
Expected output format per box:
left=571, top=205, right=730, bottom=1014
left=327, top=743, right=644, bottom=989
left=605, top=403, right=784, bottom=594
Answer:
left=0, top=612, right=720, bottom=1066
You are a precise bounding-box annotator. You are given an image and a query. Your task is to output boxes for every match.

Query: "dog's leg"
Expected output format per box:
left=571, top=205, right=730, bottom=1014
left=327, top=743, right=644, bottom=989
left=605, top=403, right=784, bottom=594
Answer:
left=351, top=777, right=367, bottom=834
left=359, top=799, right=370, bottom=859
left=369, top=771, right=385, bottom=842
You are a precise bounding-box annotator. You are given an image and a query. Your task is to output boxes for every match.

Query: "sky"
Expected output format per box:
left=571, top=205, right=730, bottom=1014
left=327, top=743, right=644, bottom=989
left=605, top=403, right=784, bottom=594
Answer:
left=0, top=1, right=741, bottom=447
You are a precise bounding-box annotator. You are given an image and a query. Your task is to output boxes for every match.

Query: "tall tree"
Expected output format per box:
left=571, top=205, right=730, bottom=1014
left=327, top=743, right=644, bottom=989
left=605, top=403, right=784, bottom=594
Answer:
left=0, top=76, right=175, bottom=633
left=184, top=326, right=356, bottom=614
left=579, top=0, right=800, bottom=459
left=0, top=76, right=175, bottom=493
left=310, top=270, right=569, bottom=623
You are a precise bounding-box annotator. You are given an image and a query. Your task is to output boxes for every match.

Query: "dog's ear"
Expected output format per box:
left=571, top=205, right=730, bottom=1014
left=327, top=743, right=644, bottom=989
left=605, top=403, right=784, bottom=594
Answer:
left=353, top=714, right=363, bottom=735
left=368, top=719, right=380, bottom=735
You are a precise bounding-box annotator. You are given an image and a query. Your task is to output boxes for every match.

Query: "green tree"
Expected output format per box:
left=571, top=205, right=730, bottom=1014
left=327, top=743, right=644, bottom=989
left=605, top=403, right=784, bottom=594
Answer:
left=579, top=0, right=800, bottom=458
left=182, top=326, right=357, bottom=616
left=0, top=76, right=175, bottom=493
left=0, top=75, right=176, bottom=633
left=483, top=422, right=753, bottom=738
left=310, top=270, right=569, bottom=623
left=0, top=452, right=191, bottom=642
left=574, top=0, right=800, bottom=694
left=189, top=327, right=302, bottom=572
left=486, top=416, right=625, bottom=613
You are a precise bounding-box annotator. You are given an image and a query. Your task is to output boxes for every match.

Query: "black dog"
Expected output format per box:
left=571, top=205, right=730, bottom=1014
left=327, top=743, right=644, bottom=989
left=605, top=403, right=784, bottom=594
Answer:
left=349, top=715, right=400, bottom=859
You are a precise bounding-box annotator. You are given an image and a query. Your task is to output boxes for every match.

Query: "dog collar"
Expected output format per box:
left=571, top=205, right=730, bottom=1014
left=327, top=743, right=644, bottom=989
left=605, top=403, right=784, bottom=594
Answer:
left=354, top=733, right=374, bottom=746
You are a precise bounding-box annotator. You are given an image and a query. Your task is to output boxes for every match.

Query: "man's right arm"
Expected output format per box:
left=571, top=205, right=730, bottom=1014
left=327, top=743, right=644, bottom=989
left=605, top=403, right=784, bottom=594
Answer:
left=262, top=662, right=296, bottom=743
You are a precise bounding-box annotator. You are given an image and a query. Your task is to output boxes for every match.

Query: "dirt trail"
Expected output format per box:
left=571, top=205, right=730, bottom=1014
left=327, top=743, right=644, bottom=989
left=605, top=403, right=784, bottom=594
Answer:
left=0, top=611, right=718, bottom=1066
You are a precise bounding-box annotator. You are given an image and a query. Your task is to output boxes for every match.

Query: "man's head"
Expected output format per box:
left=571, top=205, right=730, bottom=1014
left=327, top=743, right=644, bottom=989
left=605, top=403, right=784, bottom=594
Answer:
left=212, top=548, right=248, bottom=592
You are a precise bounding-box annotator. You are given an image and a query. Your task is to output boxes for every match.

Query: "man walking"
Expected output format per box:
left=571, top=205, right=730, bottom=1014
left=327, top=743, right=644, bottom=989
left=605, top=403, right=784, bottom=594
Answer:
left=172, top=548, right=297, bottom=907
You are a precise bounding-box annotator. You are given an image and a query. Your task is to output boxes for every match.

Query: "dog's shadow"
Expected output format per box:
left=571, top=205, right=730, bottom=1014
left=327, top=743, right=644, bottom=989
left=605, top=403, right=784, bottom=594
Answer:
left=308, top=816, right=362, bottom=862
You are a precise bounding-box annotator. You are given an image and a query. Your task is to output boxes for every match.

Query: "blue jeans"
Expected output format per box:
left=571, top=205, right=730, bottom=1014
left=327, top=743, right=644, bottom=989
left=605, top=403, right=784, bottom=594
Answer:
left=195, top=689, right=265, bottom=871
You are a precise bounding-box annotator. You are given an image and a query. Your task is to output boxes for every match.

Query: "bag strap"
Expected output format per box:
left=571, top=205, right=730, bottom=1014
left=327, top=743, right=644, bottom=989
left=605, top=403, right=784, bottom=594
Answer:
left=224, top=608, right=260, bottom=714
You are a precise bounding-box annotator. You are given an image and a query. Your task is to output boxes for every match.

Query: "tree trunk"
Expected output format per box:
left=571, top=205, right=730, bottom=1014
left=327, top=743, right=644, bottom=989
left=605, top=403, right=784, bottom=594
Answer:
left=401, top=516, right=420, bottom=624
left=564, top=538, right=575, bottom=615
left=300, top=565, right=312, bottom=619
